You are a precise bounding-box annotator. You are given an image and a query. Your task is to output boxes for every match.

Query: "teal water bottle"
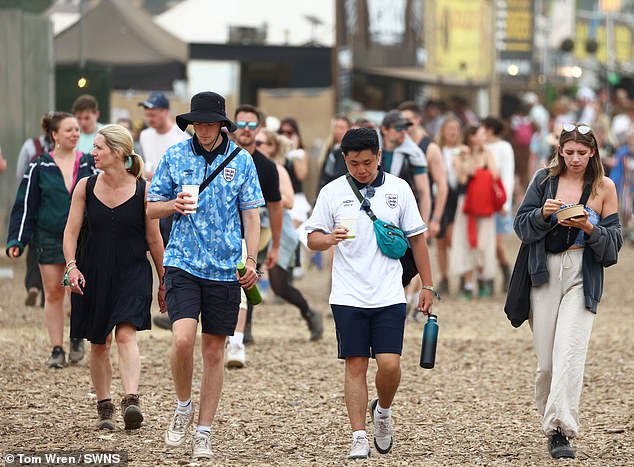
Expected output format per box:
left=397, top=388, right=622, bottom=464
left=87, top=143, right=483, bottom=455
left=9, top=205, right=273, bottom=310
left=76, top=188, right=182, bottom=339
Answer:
left=420, top=314, right=439, bottom=369
left=237, top=262, right=262, bottom=305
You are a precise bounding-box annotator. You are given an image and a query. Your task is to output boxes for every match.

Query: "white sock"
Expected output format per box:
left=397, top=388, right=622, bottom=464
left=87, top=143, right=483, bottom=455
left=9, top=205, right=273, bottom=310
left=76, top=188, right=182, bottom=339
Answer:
left=197, top=425, right=212, bottom=435
left=376, top=402, right=391, bottom=418
left=352, top=430, right=367, bottom=441
left=176, top=399, right=192, bottom=414
left=229, top=332, right=244, bottom=346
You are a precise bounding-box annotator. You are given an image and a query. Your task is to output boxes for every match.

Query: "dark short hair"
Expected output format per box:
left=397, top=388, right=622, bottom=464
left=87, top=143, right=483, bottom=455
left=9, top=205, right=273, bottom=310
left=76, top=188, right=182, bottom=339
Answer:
left=340, top=128, right=379, bottom=155
left=397, top=100, right=422, bottom=116
left=234, top=104, right=263, bottom=125
left=481, top=116, right=505, bottom=136
left=72, top=94, right=99, bottom=114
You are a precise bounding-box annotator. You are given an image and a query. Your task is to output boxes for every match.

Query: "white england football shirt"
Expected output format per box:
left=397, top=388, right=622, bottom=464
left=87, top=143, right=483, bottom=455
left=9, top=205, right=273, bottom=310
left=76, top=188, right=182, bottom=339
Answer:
left=307, top=172, right=427, bottom=308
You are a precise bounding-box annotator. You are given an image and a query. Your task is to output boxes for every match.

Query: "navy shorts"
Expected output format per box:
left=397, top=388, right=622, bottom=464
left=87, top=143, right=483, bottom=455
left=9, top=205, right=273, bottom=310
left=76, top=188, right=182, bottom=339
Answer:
left=331, top=303, right=406, bottom=359
left=164, top=267, right=241, bottom=335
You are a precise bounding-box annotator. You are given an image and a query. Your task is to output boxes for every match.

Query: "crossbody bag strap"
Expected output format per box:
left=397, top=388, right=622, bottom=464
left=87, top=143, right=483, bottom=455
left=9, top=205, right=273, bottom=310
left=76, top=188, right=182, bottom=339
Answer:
left=345, top=173, right=377, bottom=222
left=199, top=147, right=242, bottom=194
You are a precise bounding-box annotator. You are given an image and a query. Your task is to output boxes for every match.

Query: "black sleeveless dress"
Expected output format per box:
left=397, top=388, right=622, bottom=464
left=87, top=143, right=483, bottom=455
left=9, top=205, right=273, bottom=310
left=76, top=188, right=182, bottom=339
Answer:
left=70, top=175, right=152, bottom=344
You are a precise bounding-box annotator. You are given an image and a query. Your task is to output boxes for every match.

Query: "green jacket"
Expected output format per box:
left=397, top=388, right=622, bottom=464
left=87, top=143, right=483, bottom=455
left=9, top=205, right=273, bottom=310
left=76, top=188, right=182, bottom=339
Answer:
left=6, top=152, right=96, bottom=255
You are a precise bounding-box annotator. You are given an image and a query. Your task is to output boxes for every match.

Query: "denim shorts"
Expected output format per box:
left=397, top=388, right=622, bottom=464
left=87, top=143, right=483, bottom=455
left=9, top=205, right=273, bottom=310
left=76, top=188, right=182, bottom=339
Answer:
left=331, top=303, right=406, bottom=359
left=164, top=267, right=241, bottom=335
left=495, top=212, right=514, bottom=235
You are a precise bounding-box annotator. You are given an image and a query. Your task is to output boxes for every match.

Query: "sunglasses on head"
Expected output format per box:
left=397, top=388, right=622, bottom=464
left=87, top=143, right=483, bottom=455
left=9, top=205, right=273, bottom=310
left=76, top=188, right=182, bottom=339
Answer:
left=562, top=123, right=592, bottom=135
left=236, top=121, right=259, bottom=130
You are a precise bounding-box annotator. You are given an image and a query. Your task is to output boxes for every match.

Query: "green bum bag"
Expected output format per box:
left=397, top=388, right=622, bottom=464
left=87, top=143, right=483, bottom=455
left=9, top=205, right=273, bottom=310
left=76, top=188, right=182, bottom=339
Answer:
left=346, top=174, right=409, bottom=259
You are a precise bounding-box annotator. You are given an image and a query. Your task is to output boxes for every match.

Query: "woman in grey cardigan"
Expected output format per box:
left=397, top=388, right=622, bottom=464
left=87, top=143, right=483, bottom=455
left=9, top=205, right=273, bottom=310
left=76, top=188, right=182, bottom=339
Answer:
left=514, top=123, right=622, bottom=459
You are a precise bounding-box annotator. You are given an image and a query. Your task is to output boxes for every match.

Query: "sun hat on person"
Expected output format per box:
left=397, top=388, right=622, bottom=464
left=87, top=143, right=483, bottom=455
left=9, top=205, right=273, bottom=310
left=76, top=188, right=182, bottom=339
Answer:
left=176, top=92, right=237, bottom=132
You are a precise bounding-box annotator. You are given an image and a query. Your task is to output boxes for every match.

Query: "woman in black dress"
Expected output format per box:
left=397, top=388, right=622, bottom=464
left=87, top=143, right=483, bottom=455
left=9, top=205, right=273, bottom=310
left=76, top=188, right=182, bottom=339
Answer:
left=63, top=124, right=166, bottom=430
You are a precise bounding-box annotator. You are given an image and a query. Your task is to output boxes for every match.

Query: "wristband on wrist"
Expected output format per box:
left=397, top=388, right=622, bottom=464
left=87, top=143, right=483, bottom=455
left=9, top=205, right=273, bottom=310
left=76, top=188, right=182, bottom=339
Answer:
left=66, top=259, right=76, bottom=267
left=246, top=255, right=257, bottom=266
left=422, top=285, right=441, bottom=301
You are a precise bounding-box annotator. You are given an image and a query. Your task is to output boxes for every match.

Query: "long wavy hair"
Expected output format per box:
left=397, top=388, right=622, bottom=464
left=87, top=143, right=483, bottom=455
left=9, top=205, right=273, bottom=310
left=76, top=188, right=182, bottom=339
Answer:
left=546, top=123, right=604, bottom=195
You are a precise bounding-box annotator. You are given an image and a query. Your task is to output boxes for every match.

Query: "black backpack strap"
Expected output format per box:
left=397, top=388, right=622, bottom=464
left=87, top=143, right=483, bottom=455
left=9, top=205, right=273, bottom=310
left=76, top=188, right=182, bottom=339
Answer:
left=199, top=147, right=241, bottom=194
left=579, top=183, right=592, bottom=206
left=346, top=173, right=377, bottom=222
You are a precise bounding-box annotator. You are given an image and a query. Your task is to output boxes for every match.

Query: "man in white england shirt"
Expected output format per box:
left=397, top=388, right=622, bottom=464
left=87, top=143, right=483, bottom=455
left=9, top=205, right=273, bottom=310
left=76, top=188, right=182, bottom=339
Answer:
left=306, top=128, right=437, bottom=460
left=138, top=92, right=188, bottom=180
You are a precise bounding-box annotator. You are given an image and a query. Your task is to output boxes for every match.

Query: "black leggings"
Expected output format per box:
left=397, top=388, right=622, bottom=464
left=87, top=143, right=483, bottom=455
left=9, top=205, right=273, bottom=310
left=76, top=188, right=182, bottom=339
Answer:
left=268, top=265, right=310, bottom=317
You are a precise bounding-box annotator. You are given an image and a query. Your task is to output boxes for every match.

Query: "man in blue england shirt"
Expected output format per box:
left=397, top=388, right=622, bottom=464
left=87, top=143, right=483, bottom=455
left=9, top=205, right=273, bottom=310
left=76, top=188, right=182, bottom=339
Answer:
left=147, top=91, right=264, bottom=460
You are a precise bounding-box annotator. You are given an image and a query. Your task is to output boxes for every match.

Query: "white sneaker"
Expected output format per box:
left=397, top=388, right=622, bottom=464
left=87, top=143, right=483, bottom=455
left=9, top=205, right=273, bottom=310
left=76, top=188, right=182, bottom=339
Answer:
left=164, top=404, right=195, bottom=447
left=192, top=431, right=213, bottom=460
left=347, top=436, right=370, bottom=460
left=225, top=342, right=246, bottom=369
left=370, top=399, right=393, bottom=454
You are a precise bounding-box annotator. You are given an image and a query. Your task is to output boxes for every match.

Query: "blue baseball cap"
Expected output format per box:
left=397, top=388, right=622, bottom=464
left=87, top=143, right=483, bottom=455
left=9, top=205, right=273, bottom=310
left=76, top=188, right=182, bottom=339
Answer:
left=138, top=92, right=169, bottom=110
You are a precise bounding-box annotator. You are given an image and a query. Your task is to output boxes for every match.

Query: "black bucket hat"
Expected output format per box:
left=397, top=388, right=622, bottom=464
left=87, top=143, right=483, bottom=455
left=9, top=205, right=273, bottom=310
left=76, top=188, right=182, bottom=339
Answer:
left=176, top=91, right=237, bottom=132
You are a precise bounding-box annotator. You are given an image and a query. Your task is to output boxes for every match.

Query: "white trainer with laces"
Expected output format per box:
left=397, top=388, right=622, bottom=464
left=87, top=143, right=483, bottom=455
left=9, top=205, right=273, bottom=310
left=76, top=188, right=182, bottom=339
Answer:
left=164, top=403, right=195, bottom=447
left=225, top=342, right=246, bottom=368
left=370, top=398, right=393, bottom=454
left=347, top=436, right=370, bottom=460
left=192, top=431, right=213, bottom=460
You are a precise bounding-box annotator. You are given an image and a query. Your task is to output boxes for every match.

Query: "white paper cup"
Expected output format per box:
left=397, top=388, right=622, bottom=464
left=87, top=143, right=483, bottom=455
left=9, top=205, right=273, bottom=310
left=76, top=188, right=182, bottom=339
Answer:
left=339, top=216, right=357, bottom=239
left=182, top=185, right=199, bottom=213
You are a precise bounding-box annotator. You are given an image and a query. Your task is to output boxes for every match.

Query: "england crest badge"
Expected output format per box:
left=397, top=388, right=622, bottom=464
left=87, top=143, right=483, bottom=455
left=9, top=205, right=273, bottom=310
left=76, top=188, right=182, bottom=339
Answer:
left=385, top=194, right=398, bottom=208
left=223, top=167, right=236, bottom=181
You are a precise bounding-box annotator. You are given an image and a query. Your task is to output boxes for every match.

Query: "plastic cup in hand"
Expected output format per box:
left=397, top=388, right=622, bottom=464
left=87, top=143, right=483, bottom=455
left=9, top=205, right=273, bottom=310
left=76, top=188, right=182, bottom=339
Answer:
left=181, top=185, right=199, bottom=213
left=339, top=217, right=357, bottom=239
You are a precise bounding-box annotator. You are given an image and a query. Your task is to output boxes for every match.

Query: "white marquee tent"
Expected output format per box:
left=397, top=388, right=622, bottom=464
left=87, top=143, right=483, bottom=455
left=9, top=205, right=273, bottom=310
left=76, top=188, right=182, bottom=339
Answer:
left=154, top=0, right=334, bottom=46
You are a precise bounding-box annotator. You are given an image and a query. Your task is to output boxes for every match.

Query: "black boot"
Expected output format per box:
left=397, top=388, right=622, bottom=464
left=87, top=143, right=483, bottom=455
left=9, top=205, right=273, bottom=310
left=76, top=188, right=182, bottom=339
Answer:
left=302, top=309, right=323, bottom=341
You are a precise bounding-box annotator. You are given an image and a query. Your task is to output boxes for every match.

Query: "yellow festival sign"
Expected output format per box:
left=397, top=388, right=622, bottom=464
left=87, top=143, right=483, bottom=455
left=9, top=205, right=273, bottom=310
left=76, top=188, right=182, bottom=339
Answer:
left=430, top=0, right=491, bottom=80
left=575, top=22, right=633, bottom=64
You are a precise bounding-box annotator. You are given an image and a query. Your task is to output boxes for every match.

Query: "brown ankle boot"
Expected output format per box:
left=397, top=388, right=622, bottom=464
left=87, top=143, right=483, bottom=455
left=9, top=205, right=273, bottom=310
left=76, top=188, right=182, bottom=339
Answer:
left=121, top=394, right=143, bottom=430
left=97, top=400, right=115, bottom=430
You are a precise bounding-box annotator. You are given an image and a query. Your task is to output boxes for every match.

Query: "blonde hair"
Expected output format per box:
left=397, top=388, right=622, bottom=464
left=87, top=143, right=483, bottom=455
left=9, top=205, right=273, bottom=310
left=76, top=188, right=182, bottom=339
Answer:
left=547, top=123, right=604, bottom=195
left=259, top=129, right=290, bottom=165
left=435, top=115, right=462, bottom=148
left=98, top=124, right=144, bottom=179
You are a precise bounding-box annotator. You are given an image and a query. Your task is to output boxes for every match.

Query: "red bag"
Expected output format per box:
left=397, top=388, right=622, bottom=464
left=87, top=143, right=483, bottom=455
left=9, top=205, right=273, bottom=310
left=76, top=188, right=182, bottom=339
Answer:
left=492, top=177, right=507, bottom=212
left=463, top=169, right=507, bottom=247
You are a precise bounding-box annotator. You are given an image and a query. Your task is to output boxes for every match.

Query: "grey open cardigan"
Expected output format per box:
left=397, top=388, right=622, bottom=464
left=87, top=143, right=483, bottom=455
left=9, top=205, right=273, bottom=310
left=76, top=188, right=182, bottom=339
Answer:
left=513, top=168, right=623, bottom=313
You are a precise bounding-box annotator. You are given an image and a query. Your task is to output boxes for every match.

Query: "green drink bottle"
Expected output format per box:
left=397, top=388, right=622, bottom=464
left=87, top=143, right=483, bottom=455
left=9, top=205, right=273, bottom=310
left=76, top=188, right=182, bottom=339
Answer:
left=236, top=262, right=262, bottom=305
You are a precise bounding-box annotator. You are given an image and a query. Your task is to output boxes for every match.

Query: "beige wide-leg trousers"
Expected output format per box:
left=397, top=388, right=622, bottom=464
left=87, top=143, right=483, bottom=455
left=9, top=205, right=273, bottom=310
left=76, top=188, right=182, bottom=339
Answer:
left=529, top=249, right=595, bottom=438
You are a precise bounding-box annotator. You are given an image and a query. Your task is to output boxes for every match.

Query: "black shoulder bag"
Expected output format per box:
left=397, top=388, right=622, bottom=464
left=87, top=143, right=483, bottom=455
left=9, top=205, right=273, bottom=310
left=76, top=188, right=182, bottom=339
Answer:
left=544, top=184, right=591, bottom=253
